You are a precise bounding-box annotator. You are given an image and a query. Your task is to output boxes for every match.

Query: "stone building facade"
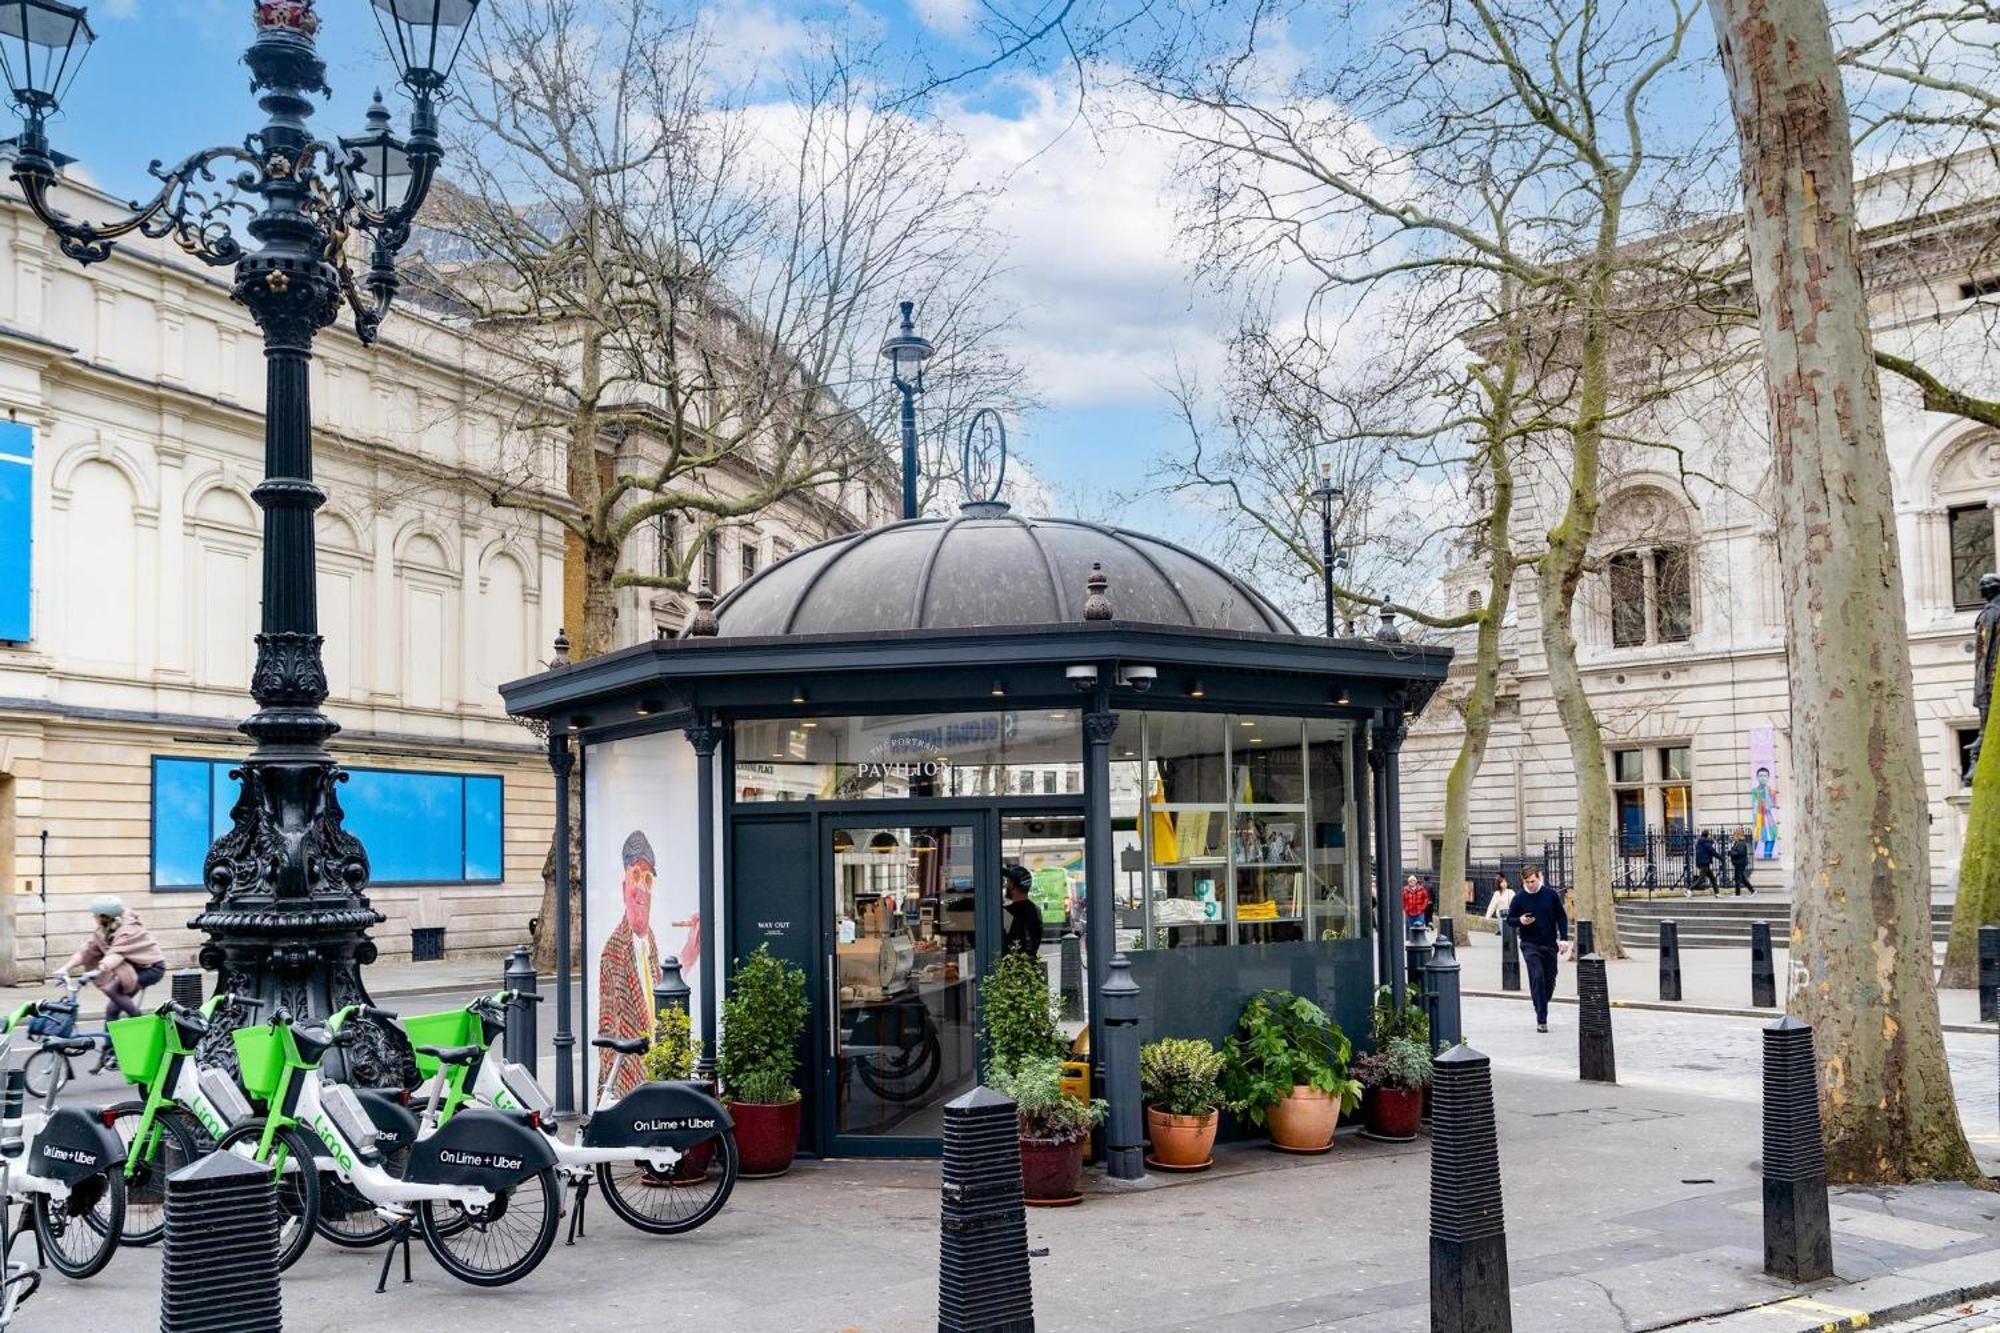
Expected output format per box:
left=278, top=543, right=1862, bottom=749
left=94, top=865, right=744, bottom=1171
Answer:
left=0, top=181, right=893, bottom=980
left=1397, top=154, right=2000, bottom=897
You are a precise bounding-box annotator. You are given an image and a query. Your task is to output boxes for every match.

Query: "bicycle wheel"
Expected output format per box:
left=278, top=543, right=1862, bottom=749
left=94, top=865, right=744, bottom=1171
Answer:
left=22, top=1050, right=69, bottom=1101
left=315, top=1146, right=408, bottom=1248
left=595, top=1130, right=738, bottom=1235
left=417, top=1166, right=560, bottom=1288
left=856, top=1031, right=942, bottom=1102
left=103, top=1102, right=199, bottom=1246
left=216, top=1119, right=320, bottom=1272
left=32, top=1168, right=125, bottom=1279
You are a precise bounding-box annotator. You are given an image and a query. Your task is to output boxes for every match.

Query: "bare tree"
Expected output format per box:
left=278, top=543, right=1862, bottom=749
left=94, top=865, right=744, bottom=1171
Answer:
left=1709, top=0, right=1979, bottom=1182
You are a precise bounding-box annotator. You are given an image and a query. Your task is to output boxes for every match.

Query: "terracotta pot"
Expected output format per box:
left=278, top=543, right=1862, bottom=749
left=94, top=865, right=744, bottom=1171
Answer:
left=1366, top=1086, right=1424, bottom=1139
left=1019, top=1135, right=1085, bottom=1205
left=728, top=1098, right=802, bottom=1178
left=1145, top=1107, right=1218, bottom=1170
left=1264, top=1085, right=1339, bottom=1152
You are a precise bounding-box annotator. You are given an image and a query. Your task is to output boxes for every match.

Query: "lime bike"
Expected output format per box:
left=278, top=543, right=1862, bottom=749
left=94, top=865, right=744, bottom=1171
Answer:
left=99, top=995, right=265, bottom=1245
left=0, top=1003, right=128, bottom=1282
left=216, top=1005, right=562, bottom=1288
left=383, top=991, right=736, bottom=1242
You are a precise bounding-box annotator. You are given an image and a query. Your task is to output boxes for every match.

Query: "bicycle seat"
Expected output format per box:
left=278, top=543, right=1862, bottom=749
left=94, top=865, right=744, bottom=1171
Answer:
left=590, top=1035, right=648, bottom=1055
left=416, top=1044, right=484, bottom=1067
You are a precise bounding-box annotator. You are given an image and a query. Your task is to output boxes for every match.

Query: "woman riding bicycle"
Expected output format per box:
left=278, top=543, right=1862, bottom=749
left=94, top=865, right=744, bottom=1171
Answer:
left=60, top=897, right=164, bottom=1021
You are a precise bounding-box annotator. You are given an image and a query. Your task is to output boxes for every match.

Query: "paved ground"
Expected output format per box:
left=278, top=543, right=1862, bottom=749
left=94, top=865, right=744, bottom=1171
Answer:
left=1880, top=1296, right=2000, bottom=1331
left=16, top=986, right=2000, bottom=1332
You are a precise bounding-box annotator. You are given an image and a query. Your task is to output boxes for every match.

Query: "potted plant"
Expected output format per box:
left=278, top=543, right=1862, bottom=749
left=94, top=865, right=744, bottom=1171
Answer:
left=1355, top=1035, right=1432, bottom=1141
left=979, top=948, right=1064, bottom=1075
left=1366, top=985, right=1432, bottom=1120
left=1139, top=1037, right=1228, bottom=1171
left=717, top=945, right=810, bottom=1177
left=985, top=1055, right=1105, bottom=1205
left=646, top=1006, right=716, bottom=1179
left=1221, top=990, right=1362, bottom=1153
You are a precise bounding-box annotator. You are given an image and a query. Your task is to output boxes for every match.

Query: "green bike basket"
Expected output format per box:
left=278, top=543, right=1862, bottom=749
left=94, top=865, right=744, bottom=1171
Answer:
left=232, top=1024, right=289, bottom=1101
left=107, top=1013, right=168, bottom=1087
left=400, top=1007, right=480, bottom=1081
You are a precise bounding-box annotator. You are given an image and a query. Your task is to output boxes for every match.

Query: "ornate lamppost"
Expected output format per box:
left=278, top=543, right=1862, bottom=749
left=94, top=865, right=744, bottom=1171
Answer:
left=1309, top=459, right=1344, bottom=638
left=880, top=299, right=933, bottom=520
left=2, top=0, right=478, bottom=1081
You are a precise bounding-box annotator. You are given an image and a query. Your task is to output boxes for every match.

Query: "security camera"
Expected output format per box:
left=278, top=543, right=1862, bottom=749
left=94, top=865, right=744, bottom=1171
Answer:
left=1118, top=664, right=1157, bottom=692
left=1065, top=664, right=1099, bottom=690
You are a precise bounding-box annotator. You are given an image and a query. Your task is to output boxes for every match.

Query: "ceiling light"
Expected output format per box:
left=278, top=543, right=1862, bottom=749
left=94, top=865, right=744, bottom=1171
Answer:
left=791, top=685, right=808, bottom=705
left=1189, top=679, right=1206, bottom=699
left=991, top=678, right=1006, bottom=697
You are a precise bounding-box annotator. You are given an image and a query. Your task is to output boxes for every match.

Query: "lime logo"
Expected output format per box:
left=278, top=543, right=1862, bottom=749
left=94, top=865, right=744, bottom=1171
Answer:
left=189, top=1094, right=229, bottom=1141
left=494, top=1088, right=518, bottom=1110
left=312, top=1115, right=355, bottom=1174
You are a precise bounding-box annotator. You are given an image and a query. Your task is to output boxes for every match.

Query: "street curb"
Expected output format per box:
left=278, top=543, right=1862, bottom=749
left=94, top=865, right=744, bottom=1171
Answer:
left=1464, top=988, right=1997, bottom=1036
left=1648, top=1270, right=2000, bottom=1330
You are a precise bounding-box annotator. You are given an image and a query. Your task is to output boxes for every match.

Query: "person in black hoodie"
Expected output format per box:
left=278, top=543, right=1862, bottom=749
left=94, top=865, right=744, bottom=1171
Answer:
left=1505, top=864, right=1569, bottom=1032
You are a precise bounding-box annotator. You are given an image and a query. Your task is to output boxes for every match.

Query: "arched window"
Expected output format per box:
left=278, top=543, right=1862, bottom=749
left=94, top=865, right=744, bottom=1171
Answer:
left=473, top=550, right=530, bottom=694
left=1598, top=487, right=1694, bottom=648
left=64, top=461, right=137, bottom=663
left=399, top=531, right=457, bottom=712
left=1928, top=432, right=2000, bottom=612
left=189, top=485, right=259, bottom=687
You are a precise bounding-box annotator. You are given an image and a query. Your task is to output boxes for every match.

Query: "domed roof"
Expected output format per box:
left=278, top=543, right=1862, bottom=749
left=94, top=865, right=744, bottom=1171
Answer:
left=709, top=504, right=1297, bottom=638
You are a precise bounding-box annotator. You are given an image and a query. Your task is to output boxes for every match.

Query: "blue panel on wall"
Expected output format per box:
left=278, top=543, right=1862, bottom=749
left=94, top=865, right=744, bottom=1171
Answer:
left=209, top=760, right=239, bottom=839
left=344, top=769, right=466, bottom=884
left=153, top=758, right=213, bottom=889
left=0, top=422, right=32, bottom=643
left=463, top=777, right=502, bottom=881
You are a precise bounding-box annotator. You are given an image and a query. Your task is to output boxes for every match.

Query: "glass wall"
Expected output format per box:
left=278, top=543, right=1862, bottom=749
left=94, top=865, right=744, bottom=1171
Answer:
left=1120, top=714, right=1360, bottom=953
left=734, top=710, right=1089, bottom=801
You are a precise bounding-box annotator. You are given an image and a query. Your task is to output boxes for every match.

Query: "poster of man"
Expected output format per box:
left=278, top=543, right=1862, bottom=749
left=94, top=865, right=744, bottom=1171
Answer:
left=1747, top=726, right=1781, bottom=861
left=585, top=736, right=704, bottom=1106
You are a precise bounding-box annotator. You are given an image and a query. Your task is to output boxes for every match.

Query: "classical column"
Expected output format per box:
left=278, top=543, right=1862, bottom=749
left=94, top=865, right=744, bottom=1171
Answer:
left=685, top=715, right=725, bottom=1080
left=549, top=728, right=577, bottom=1115
left=1082, top=700, right=1119, bottom=1082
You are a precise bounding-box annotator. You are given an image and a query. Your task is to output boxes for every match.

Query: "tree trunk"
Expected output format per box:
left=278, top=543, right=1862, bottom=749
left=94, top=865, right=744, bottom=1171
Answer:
left=579, top=535, right=621, bottom=660
left=1440, top=439, right=1518, bottom=929
left=1709, top=0, right=1978, bottom=1182
left=1942, top=697, right=2000, bottom=986
left=530, top=759, right=585, bottom=973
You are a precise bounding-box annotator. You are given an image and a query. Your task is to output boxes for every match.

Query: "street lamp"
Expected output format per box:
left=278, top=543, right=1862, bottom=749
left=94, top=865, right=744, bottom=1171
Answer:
left=880, top=299, right=933, bottom=520
left=6, top=0, right=477, bottom=1082
left=1309, top=461, right=1344, bottom=638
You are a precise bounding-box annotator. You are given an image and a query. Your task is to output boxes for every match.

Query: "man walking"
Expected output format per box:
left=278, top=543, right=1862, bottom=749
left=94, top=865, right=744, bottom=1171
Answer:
left=1505, top=865, right=1569, bottom=1033
left=1692, top=830, right=1719, bottom=894
left=1728, top=829, right=1752, bottom=894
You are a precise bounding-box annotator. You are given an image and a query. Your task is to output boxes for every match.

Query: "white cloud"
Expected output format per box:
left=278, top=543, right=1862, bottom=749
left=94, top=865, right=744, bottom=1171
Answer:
left=911, top=0, right=978, bottom=35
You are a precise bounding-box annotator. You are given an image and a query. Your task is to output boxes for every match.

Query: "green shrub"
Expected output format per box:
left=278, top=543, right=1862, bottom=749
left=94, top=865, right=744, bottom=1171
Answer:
left=979, top=949, right=1063, bottom=1077
left=1139, top=1038, right=1228, bottom=1117
left=718, top=945, right=809, bottom=1104
left=1353, top=1035, right=1432, bottom=1092
left=985, top=1055, right=1106, bottom=1145
left=644, top=1004, right=700, bottom=1082
left=1368, top=984, right=1430, bottom=1049
left=1220, top=989, right=1362, bottom=1125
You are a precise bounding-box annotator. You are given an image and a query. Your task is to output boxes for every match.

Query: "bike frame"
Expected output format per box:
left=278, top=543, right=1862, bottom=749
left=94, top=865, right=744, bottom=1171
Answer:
left=119, top=995, right=250, bottom=1172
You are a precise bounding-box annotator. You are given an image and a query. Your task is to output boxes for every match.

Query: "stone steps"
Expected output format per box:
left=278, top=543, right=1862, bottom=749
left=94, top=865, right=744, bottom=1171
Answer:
left=1604, top=897, right=1952, bottom=948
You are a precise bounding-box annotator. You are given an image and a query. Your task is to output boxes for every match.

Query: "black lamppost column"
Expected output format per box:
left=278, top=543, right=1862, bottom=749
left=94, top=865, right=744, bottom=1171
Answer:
left=685, top=715, right=724, bottom=1080
left=549, top=726, right=577, bottom=1115
left=880, top=301, right=933, bottom=520
left=1081, top=695, right=1119, bottom=1084
left=1367, top=725, right=1393, bottom=995
left=1381, top=709, right=1408, bottom=1013
left=1310, top=462, right=1342, bottom=638
left=3, top=0, right=478, bottom=1080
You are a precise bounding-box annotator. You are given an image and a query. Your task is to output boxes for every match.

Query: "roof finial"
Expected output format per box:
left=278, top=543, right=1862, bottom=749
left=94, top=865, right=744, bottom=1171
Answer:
left=1083, top=563, right=1112, bottom=621
left=1373, top=606, right=1402, bottom=643
left=689, top=584, right=719, bottom=638
left=550, top=627, right=571, bottom=666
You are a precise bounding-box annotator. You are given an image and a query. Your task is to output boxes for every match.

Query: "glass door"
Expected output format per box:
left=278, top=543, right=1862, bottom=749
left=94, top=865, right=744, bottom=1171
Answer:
left=824, top=817, right=987, bottom=1153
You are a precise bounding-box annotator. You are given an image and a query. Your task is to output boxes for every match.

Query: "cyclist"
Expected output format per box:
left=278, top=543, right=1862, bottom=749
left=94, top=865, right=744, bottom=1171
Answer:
left=60, top=897, right=165, bottom=1021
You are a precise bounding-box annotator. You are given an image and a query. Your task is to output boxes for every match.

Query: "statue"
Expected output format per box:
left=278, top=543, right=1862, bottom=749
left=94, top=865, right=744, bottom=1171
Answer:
left=1970, top=572, right=2000, bottom=780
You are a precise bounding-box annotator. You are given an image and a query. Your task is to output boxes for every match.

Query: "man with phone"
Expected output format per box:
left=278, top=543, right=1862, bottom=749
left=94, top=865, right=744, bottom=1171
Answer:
left=1504, top=864, right=1569, bottom=1033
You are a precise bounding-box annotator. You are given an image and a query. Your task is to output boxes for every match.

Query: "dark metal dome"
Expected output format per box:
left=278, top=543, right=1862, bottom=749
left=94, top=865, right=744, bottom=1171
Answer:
left=707, top=503, right=1297, bottom=638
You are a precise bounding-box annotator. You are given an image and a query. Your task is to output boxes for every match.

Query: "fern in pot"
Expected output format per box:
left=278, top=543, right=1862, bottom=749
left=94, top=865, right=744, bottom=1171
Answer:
left=718, top=945, right=809, bottom=1177
left=1139, top=1038, right=1228, bottom=1171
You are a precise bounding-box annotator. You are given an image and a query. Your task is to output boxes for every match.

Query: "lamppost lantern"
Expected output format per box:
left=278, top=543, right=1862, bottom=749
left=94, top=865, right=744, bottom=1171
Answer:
left=369, top=0, right=481, bottom=95
left=1310, top=457, right=1344, bottom=638
left=880, top=299, right=933, bottom=520
left=0, top=0, right=92, bottom=121
left=4, top=0, right=477, bottom=1086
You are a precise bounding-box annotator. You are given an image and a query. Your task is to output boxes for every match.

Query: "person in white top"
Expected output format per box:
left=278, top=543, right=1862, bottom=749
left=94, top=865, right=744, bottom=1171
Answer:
left=1485, top=875, right=1516, bottom=921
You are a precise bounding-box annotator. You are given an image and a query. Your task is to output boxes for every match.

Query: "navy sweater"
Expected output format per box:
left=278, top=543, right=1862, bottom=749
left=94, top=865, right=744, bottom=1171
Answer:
left=1506, top=886, right=1570, bottom=950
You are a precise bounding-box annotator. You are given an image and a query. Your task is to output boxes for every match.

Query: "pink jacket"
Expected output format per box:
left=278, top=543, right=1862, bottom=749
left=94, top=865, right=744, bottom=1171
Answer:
left=66, top=913, right=165, bottom=975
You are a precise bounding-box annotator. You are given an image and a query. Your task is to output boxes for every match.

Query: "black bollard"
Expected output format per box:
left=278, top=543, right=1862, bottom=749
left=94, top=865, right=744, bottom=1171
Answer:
left=1576, top=954, right=1616, bottom=1084
left=653, top=953, right=690, bottom=1023
left=1499, top=918, right=1521, bottom=993
left=1575, top=919, right=1595, bottom=960
left=1429, top=1043, right=1512, bottom=1333
left=1100, top=954, right=1144, bottom=1181
left=1978, top=925, right=1999, bottom=1024
left=1751, top=921, right=1777, bottom=1009
left=1408, top=919, right=1436, bottom=992
left=1059, top=930, right=1083, bottom=1023
left=1659, top=921, right=1682, bottom=1002
left=1426, top=933, right=1464, bottom=1053
left=161, top=1151, right=281, bottom=1332
left=1762, top=1016, right=1832, bottom=1282
left=505, top=945, right=540, bottom=1077
left=938, top=1085, right=1035, bottom=1333
left=170, top=968, right=205, bottom=1009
